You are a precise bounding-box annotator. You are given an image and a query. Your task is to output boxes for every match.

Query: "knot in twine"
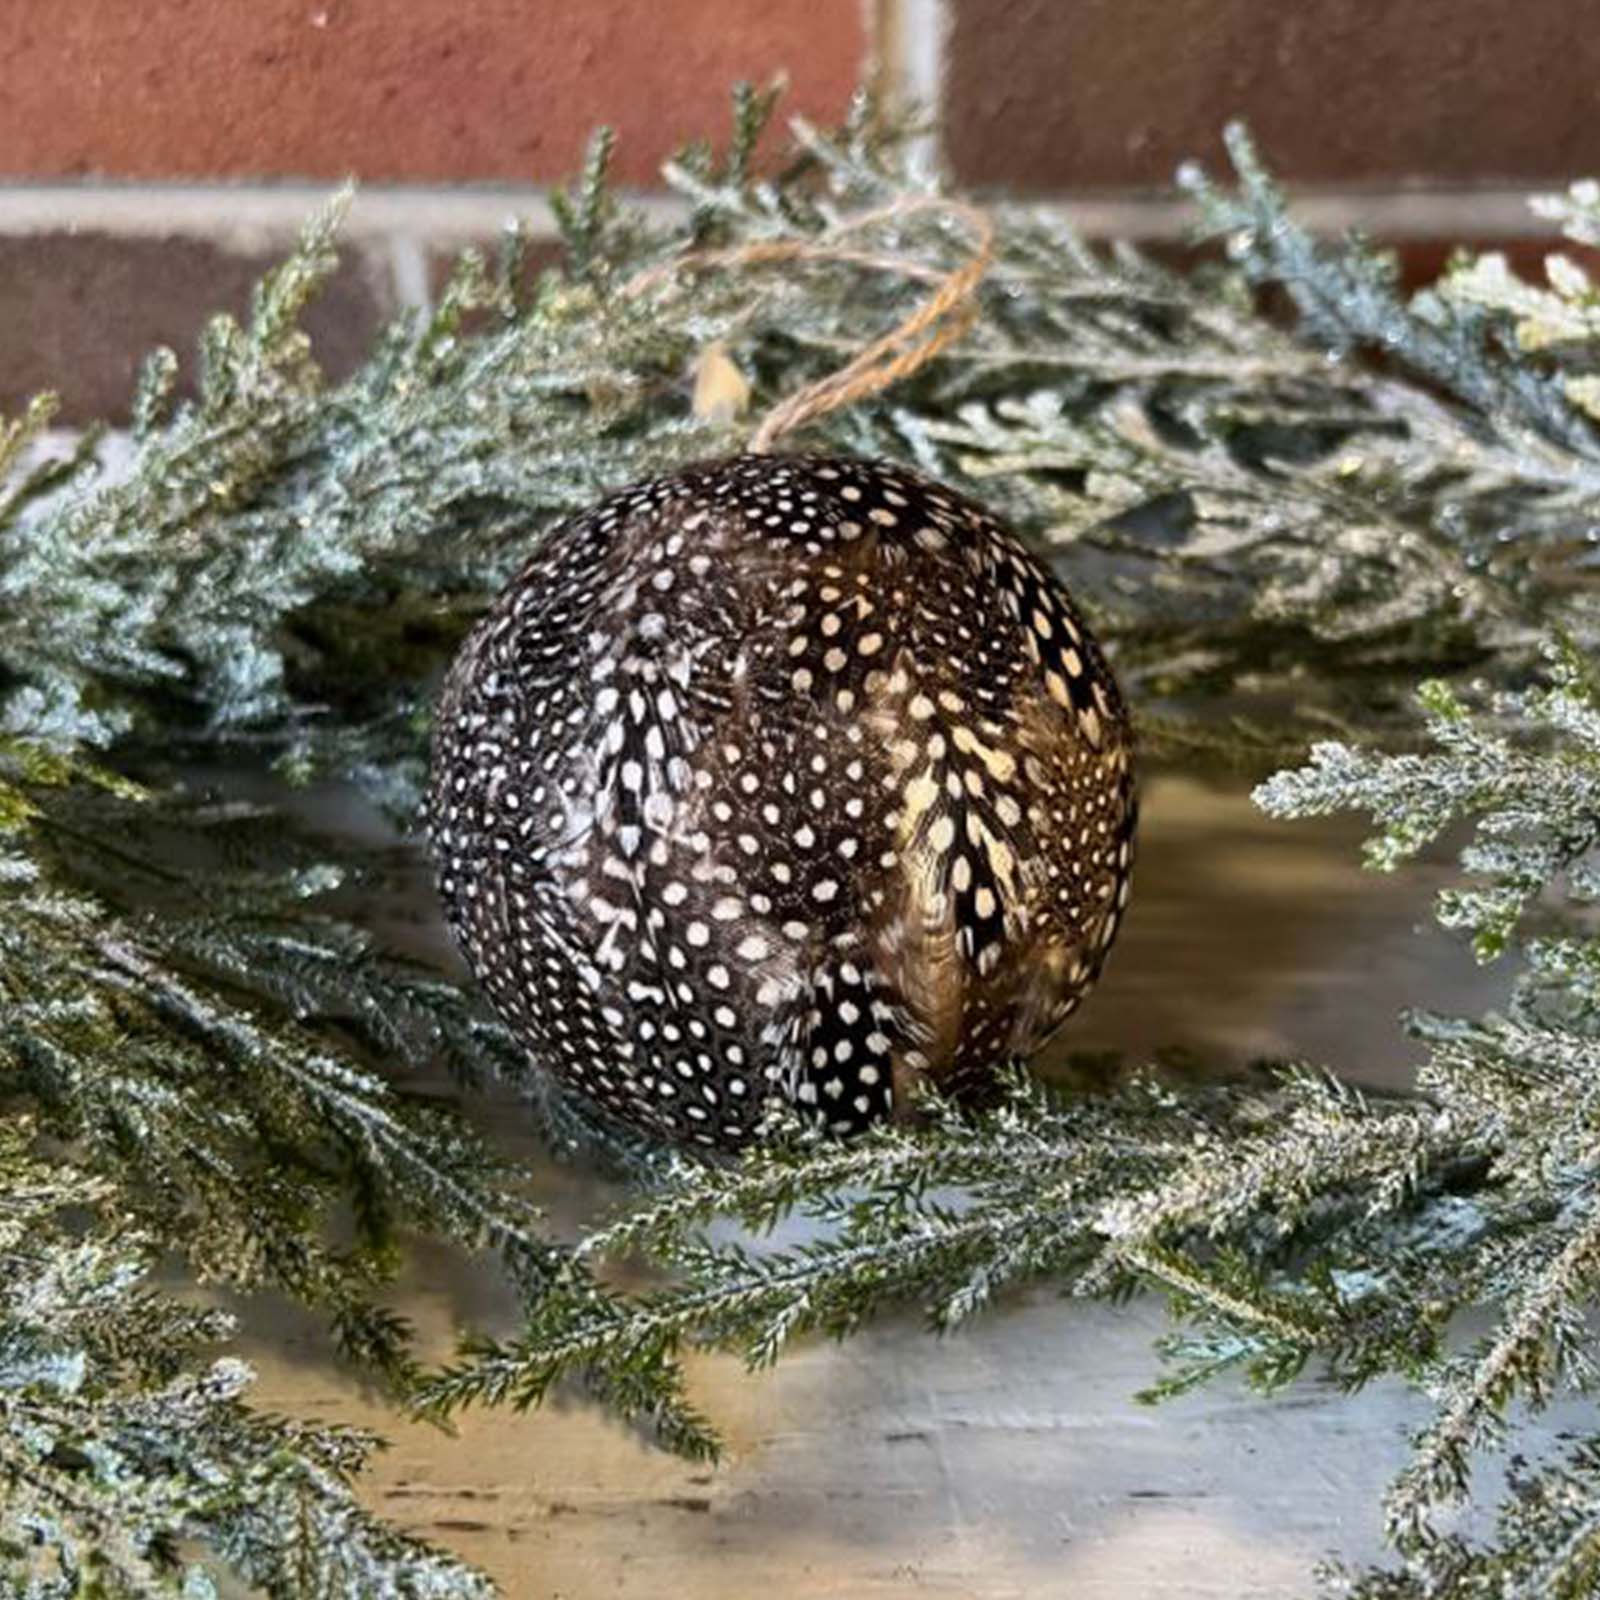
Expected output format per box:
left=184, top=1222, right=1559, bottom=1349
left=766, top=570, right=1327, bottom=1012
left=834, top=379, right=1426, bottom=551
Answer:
left=621, top=196, right=995, bottom=454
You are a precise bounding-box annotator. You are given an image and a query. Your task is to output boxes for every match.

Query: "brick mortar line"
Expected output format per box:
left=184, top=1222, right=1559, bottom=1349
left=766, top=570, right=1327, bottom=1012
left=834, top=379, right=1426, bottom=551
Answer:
left=0, top=182, right=1566, bottom=251
left=1026, top=188, right=1564, bottom=239
left=874, top=0, right=947, bottom=181
left=0, top=185, right=687, bottom=250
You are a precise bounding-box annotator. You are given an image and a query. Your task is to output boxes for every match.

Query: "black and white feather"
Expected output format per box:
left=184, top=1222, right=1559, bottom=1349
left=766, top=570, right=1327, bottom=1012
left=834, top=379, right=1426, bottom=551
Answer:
left=428, top=454, right=1136, bottom=1153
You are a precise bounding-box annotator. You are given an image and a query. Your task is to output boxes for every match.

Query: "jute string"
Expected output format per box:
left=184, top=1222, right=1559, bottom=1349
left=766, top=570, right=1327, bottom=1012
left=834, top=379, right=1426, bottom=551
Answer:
left=620, top=196, right=994, bottom=454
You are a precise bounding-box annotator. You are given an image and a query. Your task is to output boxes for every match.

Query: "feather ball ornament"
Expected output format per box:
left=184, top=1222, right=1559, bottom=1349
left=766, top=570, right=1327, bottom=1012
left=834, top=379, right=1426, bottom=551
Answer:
left=427, top=452, right=1136, bottom=1152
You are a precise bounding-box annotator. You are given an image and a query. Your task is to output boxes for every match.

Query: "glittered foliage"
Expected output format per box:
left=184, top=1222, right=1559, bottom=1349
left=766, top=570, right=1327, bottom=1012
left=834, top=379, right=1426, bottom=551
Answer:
left=6, top=84, right=1600, bottom=1598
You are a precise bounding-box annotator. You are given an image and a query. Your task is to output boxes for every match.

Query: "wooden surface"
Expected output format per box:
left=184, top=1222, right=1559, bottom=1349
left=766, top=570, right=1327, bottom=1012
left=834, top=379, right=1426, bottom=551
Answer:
left=236, top=771, right=1548, bottom=1598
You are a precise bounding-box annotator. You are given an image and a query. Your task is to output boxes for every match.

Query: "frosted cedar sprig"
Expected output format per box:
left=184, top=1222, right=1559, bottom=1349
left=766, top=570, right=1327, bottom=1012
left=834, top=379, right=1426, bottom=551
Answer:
left=5, top=77, right=1600, bottom=1598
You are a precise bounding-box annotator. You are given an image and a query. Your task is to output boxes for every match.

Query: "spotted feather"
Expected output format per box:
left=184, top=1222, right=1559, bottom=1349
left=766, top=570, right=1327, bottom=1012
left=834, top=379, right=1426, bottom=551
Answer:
left=428, top=453, right=1136, bottom=1153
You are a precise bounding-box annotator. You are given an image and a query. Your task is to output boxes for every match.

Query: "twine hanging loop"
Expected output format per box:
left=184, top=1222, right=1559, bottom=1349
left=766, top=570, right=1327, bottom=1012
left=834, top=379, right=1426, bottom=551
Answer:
left=621, top=196, right=995, bottom=452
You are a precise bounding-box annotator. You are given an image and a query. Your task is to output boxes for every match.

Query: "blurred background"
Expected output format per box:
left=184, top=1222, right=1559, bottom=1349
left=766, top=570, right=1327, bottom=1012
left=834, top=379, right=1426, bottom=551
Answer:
left=2, top=0, right=1596, bottom=423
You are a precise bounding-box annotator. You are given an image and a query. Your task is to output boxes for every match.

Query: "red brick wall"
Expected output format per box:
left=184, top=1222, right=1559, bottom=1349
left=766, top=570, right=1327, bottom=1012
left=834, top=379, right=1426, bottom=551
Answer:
left=0, top=1, right=872, bottom=419
left=0, top=0, right=1591, bottom=423
left=4, top=0, right=1591, bottom=191
left=944, top=0, right=1600, bottom=192
left=1, top=0, right=868, bottom=184
left=3, top=0, right=876, bottom=184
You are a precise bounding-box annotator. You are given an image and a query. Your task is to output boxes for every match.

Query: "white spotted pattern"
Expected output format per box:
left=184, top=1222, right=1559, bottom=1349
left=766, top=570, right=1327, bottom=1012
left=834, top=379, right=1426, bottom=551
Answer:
left=427, top=454, right=1136, bottom=1152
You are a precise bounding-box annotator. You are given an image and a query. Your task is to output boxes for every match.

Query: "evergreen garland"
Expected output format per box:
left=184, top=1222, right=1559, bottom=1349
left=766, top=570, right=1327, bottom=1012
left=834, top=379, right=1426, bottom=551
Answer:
left=4, top=85, right=1600, bottom=1595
